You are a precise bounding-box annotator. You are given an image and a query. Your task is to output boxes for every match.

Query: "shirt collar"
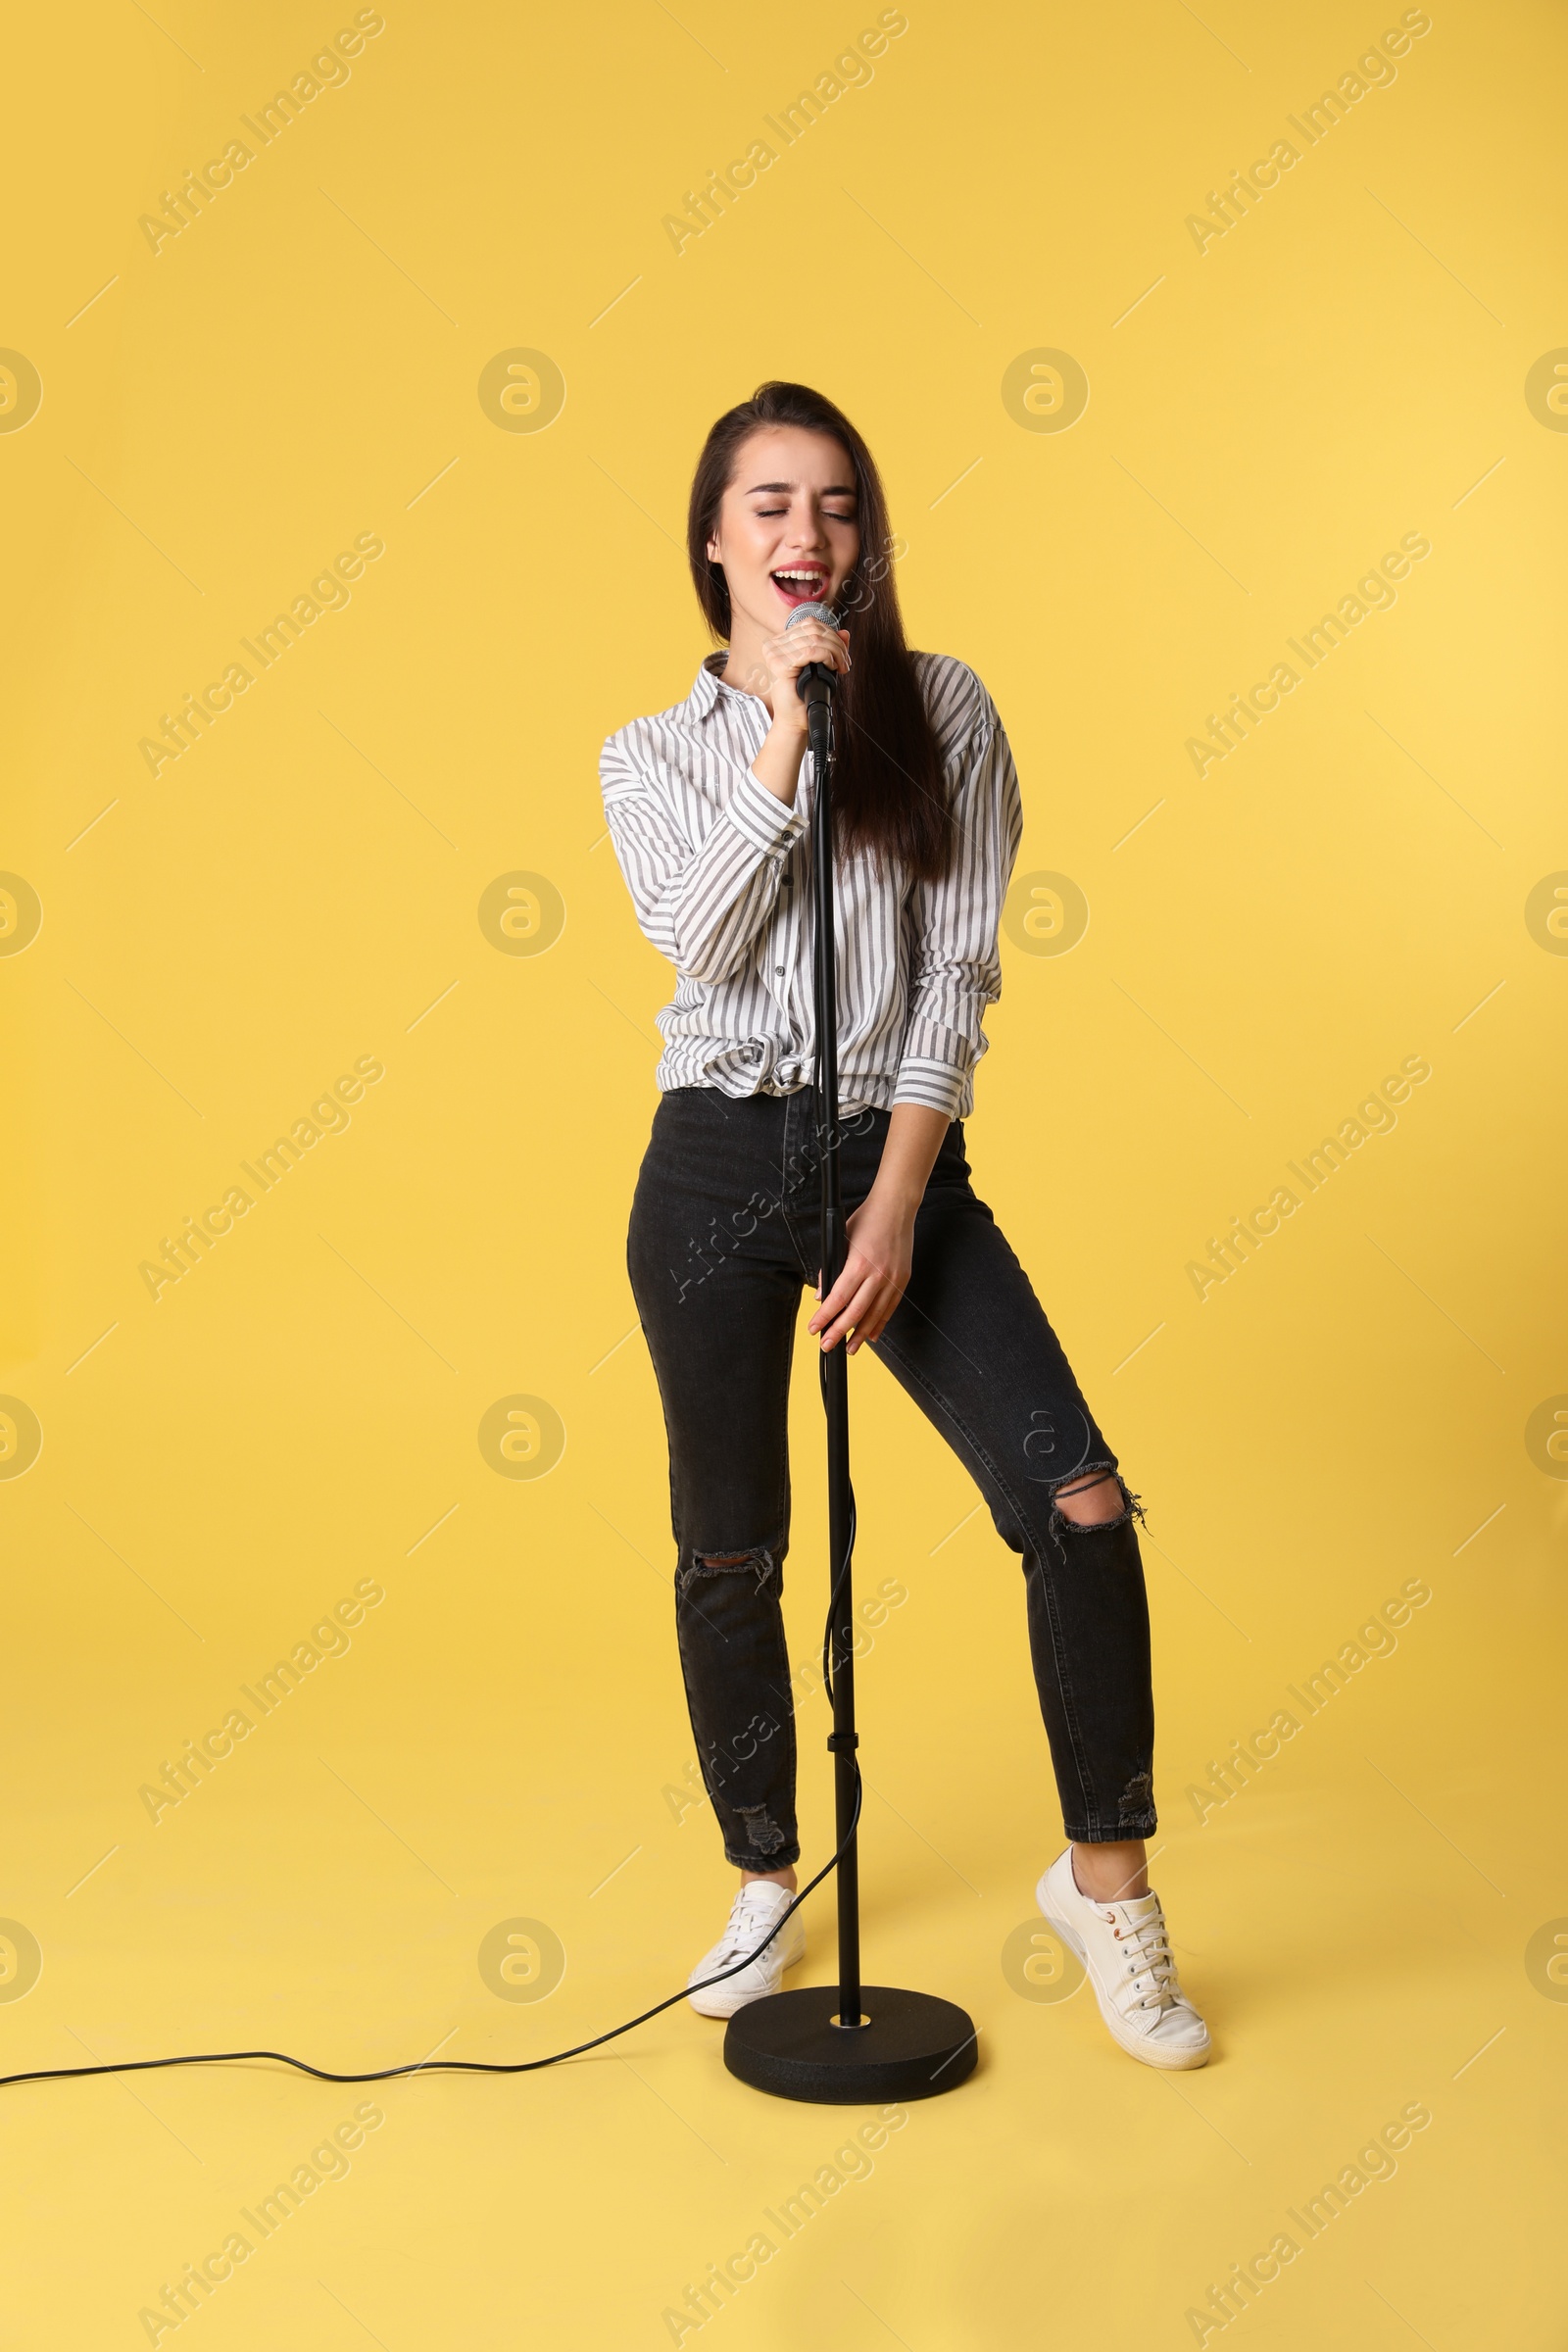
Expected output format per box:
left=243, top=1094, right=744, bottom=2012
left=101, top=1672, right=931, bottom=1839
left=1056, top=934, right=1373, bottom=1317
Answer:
left=690, top=650, right=762, bottom=723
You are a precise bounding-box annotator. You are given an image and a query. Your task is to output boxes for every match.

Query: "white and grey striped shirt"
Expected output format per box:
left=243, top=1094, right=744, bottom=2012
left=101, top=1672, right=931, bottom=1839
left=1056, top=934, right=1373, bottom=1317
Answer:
left=600, top=649, right=1022, bottom=1119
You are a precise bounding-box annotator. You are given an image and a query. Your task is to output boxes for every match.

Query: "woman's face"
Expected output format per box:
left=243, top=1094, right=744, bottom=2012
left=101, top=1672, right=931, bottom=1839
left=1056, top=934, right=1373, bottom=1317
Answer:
left=706, top=426, right=861, bottom=639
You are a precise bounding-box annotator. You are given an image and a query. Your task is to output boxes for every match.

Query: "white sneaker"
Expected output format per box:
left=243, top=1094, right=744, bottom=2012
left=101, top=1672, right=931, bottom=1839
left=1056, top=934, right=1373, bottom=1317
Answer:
left=1037, top=1847, right=1211, bottom=2070
left=687, top=1882, right=806, bottom=2019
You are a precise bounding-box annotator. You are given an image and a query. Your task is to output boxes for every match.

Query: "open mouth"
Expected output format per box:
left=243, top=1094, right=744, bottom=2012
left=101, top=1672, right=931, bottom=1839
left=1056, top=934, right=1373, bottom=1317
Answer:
left=770, top=568, right=830, bottom=610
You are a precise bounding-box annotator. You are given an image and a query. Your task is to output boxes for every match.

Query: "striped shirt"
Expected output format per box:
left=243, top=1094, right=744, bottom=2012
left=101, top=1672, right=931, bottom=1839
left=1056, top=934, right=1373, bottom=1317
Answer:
left=599, top=649, right=1022, bottom=1119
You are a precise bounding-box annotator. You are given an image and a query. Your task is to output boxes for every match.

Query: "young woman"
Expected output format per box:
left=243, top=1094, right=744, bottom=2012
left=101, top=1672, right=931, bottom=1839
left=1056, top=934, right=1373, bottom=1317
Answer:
left=600, top=382, right=1209, bottom=2071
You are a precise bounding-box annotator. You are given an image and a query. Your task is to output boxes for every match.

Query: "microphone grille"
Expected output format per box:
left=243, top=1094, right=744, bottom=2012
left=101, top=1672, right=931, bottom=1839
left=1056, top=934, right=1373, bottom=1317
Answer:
left=782, top=600, right=838, bottom=630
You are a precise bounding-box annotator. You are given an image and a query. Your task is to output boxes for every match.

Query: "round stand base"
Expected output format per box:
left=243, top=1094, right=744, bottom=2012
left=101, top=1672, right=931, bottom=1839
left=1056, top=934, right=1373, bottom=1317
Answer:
left=722, top=1984, right=977, bottom=2104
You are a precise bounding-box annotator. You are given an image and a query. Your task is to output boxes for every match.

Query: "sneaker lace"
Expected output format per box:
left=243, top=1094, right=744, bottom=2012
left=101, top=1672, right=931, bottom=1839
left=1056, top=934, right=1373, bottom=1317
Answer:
left=714, top=1888, right=777, bottom=1966
left=1110, top=1906, right=1181, bottom=2012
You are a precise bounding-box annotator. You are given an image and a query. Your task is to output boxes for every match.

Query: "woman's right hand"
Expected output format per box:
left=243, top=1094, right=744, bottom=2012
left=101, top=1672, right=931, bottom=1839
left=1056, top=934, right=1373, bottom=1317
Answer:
left=735, top=616, right=851, bottom=729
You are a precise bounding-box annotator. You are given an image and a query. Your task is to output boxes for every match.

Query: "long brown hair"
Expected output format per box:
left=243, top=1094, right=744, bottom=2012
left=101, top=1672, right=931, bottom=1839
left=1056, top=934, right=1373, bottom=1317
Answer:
left=687, top=381, right=952, bottom=882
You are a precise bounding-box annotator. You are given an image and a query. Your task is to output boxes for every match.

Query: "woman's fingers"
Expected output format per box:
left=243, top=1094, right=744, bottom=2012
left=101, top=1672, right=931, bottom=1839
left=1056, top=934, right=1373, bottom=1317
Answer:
left=810, top=1230, right=909, bottom=1350
left=808, top=1256, right=865, bottom=1333
left=767, top=624, right=851, bottom=677
left=809, top=1269, right=866, bottom=1340
left=848, top=1296, right=898, bottom=1352
left=846, top=1282, right=905, bottom=1353
left=812, top=1261, right=906, bottom=1351
left=816, top=1276, right=882, bottom=1351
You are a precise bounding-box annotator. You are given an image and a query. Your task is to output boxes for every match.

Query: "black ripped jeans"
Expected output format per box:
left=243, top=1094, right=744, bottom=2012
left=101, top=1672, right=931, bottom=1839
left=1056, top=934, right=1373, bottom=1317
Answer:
left=626, top=1087, right=1157, bottom=1869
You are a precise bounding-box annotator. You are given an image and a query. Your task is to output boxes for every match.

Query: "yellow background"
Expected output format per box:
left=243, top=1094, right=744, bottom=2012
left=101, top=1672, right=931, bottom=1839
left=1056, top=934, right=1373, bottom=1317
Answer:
left=4, top=0, right=1565, bottom=2342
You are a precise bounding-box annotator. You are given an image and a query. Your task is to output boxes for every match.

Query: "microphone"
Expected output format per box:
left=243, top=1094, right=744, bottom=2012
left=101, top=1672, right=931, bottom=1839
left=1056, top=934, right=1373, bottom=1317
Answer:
left=785, top=599, right=842, bottom=705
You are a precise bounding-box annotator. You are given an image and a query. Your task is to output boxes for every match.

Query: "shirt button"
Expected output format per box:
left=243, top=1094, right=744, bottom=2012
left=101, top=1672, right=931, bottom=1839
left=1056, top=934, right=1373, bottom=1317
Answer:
left=773, top=965, right=785, bottom=976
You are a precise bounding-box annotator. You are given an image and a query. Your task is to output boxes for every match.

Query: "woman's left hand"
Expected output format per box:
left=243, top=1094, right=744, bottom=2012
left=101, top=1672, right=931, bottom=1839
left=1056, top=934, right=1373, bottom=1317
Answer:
left=808, top=1185, right=916, bottom=1355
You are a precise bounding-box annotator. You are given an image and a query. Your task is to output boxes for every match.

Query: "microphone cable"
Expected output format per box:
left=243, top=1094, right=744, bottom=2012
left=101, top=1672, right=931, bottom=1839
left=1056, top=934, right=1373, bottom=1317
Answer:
left=3, top=1045, right=871, bottom=2097
left=0, top=1769, right=861, bottom=2095
left=0, top=1396, right=865, bottom=2097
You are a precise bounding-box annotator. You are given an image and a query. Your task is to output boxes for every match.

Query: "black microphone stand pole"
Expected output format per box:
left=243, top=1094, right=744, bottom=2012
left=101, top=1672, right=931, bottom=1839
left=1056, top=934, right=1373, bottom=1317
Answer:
left=722, top=662, right=978, bottom=2104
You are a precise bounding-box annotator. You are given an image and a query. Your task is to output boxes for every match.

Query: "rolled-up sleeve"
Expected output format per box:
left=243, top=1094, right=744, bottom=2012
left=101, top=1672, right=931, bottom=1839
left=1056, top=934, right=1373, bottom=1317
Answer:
left=891, top=705, right=1023, bottom=1117
left=600, top=733, right=807, bottom=985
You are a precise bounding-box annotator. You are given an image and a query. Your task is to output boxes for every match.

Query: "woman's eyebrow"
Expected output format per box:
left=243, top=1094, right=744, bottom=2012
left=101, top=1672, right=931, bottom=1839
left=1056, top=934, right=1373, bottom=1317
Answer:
left=743, top=478, right=858, bottom=497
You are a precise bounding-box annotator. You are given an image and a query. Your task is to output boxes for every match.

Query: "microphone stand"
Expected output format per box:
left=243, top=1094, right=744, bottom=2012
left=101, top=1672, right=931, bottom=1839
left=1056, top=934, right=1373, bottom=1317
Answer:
left=721, top=662, right=978, bottom=2104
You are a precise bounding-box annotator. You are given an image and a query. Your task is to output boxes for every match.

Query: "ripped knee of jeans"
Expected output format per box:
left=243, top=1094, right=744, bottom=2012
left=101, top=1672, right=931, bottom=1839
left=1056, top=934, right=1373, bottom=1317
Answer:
left=677, top=1539, right=781, bottom=1595
left=1048, top=1467, right=1146, bottom=1540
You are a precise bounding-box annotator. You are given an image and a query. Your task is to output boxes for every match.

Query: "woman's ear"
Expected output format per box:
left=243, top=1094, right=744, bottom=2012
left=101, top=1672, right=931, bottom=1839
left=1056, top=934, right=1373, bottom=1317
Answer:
left=706, top=535, right=721, bottom=564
